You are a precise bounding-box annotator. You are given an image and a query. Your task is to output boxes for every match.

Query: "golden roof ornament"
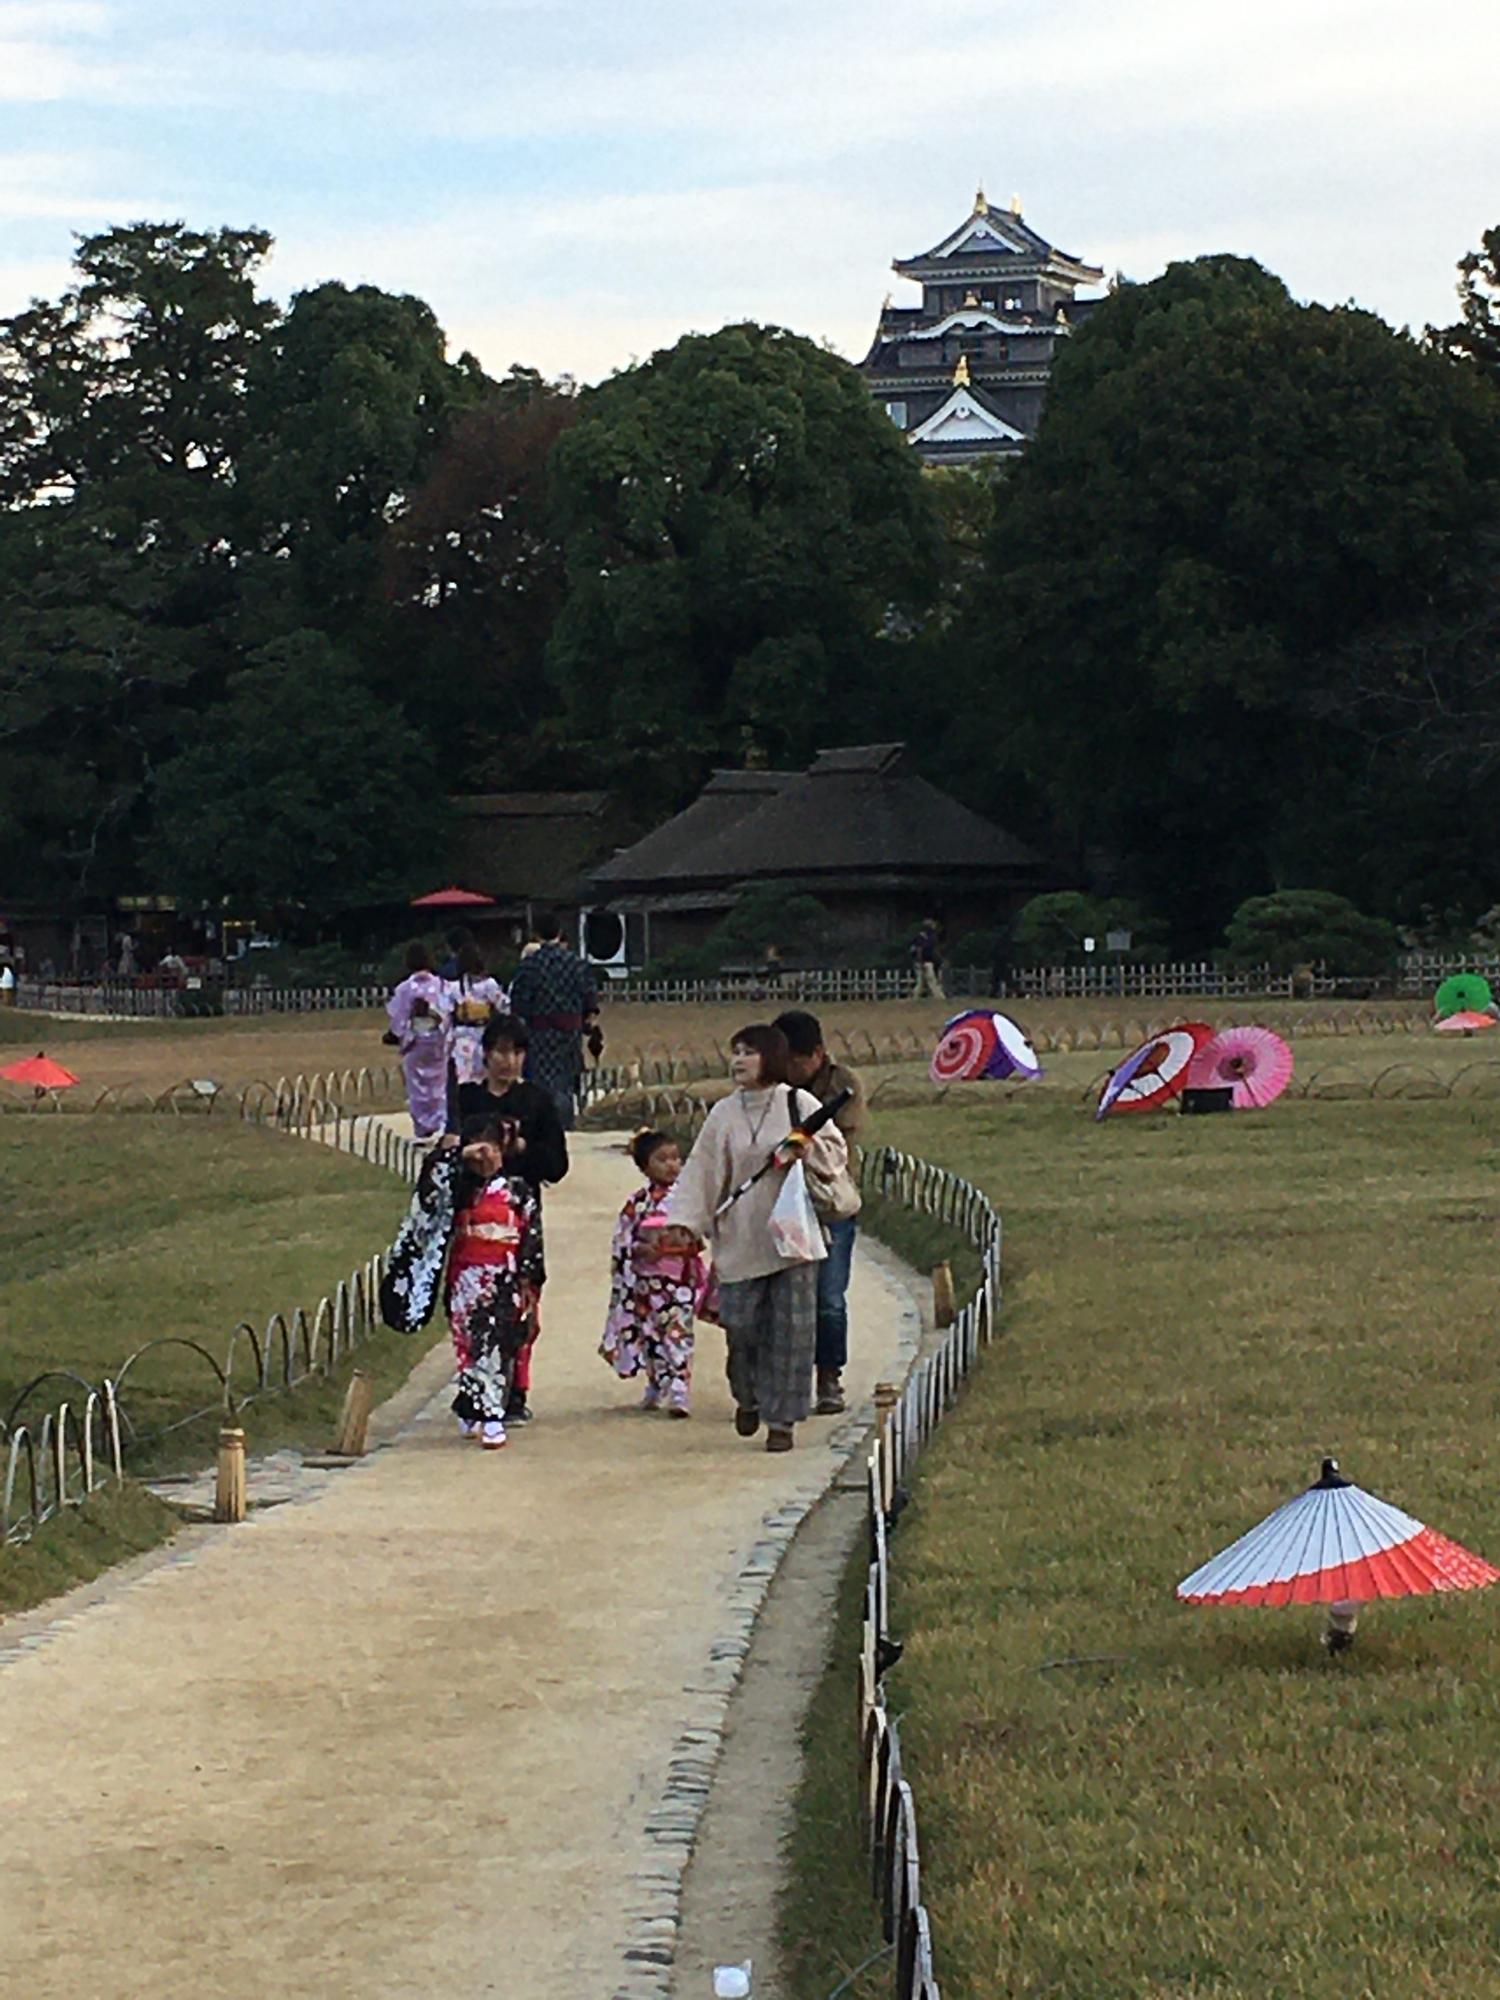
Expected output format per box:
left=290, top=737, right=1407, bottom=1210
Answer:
left=1010, top=193, right=1023, bottom=215
left=953, top=354, right=971, bottom=387
left=974, top=183, right=987, bottom=212
left=963, top=289, right=980, bottom=307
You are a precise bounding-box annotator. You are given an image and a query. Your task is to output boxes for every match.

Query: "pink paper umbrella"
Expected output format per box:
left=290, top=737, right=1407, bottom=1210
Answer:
left=1434, top=1010, right=1497, bottom=1036
left=1186, top=1025, right=1294, bottom=1109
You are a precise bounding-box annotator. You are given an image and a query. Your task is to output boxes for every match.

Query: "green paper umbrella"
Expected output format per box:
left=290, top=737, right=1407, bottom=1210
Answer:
left=1435, top=973, right=1493, bottom=1019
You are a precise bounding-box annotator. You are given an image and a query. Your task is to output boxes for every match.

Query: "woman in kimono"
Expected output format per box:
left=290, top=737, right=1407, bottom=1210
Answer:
left=444, top=941, right=508, bottom=1095
left=601, top=1129, right=715, bottom=1417
left=385, top=941, right=451, bottom=1139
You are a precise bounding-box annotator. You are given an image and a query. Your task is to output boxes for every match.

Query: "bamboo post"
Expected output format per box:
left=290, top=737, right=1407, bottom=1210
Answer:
left=873, top=1380, right=899, bottom=1516
left=932, top=1260, right=956, bottom=1329
left=214, top=1426, right=246, bottom=1523
left=330, top=1369, right=375, bottom=1457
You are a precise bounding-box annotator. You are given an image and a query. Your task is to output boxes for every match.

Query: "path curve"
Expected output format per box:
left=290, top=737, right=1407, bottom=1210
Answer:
left=1, top=1128, right=915, bottom=1999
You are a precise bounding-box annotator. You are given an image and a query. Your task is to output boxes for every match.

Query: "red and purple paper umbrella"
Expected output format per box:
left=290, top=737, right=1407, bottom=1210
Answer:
left=1178, top=1458, right=1498, bottom=1621
left=1095, top=1022, right=1213, bottom=1119
left=1186, top=1025, right=1294, bottom=1109
left=929, top=1010, right=1042, bottom=1085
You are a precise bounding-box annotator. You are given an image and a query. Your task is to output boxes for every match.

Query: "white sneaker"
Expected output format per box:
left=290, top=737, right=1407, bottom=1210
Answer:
left=481, top=1419, right=507, bottom=1450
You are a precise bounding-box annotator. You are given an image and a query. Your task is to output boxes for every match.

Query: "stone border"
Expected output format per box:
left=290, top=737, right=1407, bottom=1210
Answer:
left=610, top=1245, right=923, bottom=2000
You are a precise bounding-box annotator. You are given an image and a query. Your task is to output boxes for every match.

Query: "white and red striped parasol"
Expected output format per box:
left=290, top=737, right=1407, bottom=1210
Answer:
left=1178, top=1459, right=1499, bottom=1609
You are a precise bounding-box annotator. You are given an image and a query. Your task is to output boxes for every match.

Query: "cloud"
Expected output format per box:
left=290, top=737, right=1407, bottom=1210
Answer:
left=0, top=0, right=1494, bottom=369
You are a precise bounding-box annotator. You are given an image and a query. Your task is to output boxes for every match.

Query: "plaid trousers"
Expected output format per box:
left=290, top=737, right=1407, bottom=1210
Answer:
left=716, top=1262, right=819, bottom=1429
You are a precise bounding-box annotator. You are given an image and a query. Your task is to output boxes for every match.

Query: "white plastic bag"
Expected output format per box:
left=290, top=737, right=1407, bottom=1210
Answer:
left=768, top=1160, right=824, bottom=1263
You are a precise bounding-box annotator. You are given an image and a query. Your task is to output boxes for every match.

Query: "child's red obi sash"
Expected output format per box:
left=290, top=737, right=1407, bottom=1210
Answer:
left=449, top=1180, right=524, bottom=1274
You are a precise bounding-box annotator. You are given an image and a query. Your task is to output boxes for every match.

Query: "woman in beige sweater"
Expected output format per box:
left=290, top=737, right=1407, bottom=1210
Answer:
left=660, top=1023, right=848, bottom=1452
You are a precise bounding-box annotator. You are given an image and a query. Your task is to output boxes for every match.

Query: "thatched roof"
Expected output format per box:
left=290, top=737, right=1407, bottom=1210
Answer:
left=589, top=770, right=794, bottom=887
left=589, top=745, right=1042, bottom=898
left=447, top=792, right=634, bottom=905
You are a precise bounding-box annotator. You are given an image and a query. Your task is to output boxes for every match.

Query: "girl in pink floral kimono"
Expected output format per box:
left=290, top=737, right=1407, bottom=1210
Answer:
left=601, top=1130, right=716, bottom=1417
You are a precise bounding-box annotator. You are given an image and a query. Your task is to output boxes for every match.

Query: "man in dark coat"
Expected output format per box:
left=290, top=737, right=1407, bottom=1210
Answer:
left=506, top=910, right=598, bottom=1131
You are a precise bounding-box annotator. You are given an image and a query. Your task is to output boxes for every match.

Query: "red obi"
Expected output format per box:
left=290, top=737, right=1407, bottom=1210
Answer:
left=450, top=1181, right=523, bottom=1273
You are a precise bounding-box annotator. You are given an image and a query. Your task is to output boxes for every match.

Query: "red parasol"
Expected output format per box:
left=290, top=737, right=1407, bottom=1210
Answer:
left=0, top=1052, right=80, bottom=1090
left=929, top=1009, right=1042, bottom=1084
left=1433, top=1010, right=1496, bottom=1036
left=1186, top=1025, right=1294, bottom=1109
left=1178, top=1458, right=1497, bottom=1648
left=1096, top=1022, right=1213, bottom=1117
left=410, top=886, right=496, bottom=908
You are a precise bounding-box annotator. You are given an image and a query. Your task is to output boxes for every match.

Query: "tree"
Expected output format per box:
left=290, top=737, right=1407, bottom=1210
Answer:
left=382, top=370, right=578, bottom=785
left=1220, top=890, right=1398, bottom=975
left=0, top=221, right=275, bottom=508
left=1010, top=891, right=1163, bottom=964
left=546, top=323, right=940, bottom=789
left=1433, top=225, right=1500, bottom=383
left=238, top=282, right=490, bottom=639
left=148, top=631, right=441, bottom=922
left=957, top=255, right=1500, bottom=942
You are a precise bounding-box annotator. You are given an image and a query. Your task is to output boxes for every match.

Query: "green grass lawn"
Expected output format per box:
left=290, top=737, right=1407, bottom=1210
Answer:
left=788, top=1092, right=1500, bottom=1999
left=0, top=1118, right=428, bottom=1613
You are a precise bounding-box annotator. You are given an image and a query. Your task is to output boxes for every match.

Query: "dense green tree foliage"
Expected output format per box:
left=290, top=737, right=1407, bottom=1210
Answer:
left=5, top=218, right=1500, bottom=950
left=1221, top=890, right=1399, bottom=974
left=148, top=631, right=440, bottom=919
left=545, top=323, right=940, bottom=786
left=951, top=253, right=1500, bottom=943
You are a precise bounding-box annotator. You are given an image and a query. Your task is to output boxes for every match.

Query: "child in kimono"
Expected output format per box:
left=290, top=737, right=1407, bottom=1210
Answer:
left=448, top=1117, right=544, bottom=1450
left=601, top=1130, right=716, bottom=1418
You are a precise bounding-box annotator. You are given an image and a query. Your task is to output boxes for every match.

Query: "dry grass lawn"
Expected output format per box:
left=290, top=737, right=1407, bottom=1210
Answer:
left=801, top=1090, right=1500, bottom=1998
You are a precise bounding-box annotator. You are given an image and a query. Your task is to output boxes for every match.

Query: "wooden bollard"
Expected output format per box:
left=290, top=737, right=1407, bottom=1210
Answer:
left=330, top=1368, right=375, bottom=1457
left=214, top=1426, right=246, bottom=1523
left=932, top=1260, right=956, bottom=1328
left=873, top=1380, right=899, bottom=1516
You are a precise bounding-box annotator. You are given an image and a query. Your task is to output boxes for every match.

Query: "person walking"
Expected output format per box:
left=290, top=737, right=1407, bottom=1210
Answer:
left=444, top=941, right=507, bottom=1097
left=444, top=1014, right=568, bottom=1425
left=445, top=1118, right=545, bottom=1449
left=659, top=1024, right=847, bottom=1454
left=911, top=917, right=945, bottom=1001
left=600, top=1129, right=715, bottom=1418
left=774, top=1009, right=865, bottom=1414
left=506, top=910, right=598, bottom=1131
left=385, top=941, right=452, bottom=1139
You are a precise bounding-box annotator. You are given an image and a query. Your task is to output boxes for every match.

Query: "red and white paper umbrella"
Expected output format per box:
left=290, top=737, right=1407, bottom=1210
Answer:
left=1434, top=1010, right=1497, bottom=1036
left=1096, top=1022, right=1213, bottom=1118
left=1178, top=1459, right=1499, bottom=1609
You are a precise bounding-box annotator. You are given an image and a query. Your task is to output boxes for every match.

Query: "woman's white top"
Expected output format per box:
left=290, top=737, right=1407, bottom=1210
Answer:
left=665, top=1085, right=847, bottom=1283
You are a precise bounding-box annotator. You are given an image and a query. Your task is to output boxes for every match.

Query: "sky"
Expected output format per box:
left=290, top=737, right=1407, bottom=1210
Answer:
left=2, top=0, right=1497, bottom=383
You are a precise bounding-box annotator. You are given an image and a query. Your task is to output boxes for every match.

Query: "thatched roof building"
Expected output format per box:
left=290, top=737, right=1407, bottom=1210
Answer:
left=590, top=744, right=1048, bottom=956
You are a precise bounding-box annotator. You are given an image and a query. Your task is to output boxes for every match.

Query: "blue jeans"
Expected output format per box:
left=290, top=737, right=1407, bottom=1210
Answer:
left=816, top=1216, right=858, bottom=1372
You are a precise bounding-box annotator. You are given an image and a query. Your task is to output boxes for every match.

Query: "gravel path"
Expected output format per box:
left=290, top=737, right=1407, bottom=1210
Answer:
left=1, top=1128, right=914, bottom=1999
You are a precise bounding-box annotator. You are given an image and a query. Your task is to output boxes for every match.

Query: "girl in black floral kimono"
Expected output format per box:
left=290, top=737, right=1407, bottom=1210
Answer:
left=446, top=1120, right=544, bottom=1450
